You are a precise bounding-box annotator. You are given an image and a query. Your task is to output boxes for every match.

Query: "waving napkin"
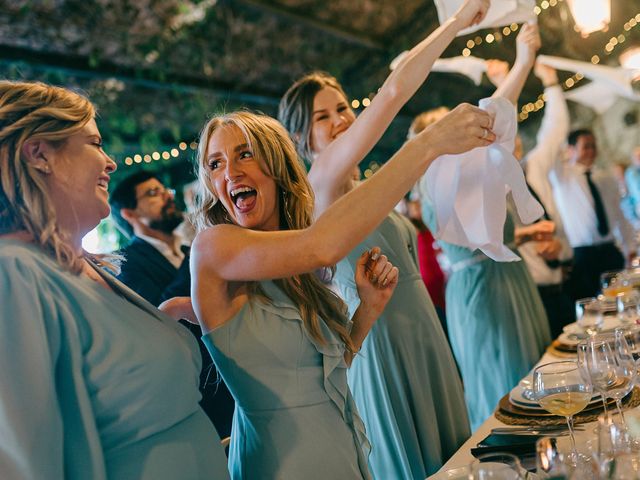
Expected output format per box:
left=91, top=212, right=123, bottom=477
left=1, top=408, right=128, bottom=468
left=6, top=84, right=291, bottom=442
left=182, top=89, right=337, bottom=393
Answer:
left=422, top=97, right=544, bottom=261
left=434, top=0, right=536, bottom=36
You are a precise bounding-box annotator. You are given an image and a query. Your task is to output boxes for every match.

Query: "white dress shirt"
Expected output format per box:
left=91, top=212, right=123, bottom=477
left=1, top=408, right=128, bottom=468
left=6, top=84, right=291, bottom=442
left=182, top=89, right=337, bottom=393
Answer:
left=522, top=85, right=572, bottom=286
left=525, top=86, right=636, bottom=256
left=136, top=233, right=185, bottom=269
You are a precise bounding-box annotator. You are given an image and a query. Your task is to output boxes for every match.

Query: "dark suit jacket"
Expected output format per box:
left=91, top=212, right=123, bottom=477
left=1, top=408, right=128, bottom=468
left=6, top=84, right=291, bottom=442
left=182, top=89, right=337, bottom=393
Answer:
left=117, top=236, right=191, bottom=307
left=116, top=236, right=234, bottom=438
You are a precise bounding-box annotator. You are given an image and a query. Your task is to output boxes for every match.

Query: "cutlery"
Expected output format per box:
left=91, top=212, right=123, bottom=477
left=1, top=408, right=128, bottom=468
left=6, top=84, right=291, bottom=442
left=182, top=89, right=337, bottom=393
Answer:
left=491, top=425, right=585, bottom=434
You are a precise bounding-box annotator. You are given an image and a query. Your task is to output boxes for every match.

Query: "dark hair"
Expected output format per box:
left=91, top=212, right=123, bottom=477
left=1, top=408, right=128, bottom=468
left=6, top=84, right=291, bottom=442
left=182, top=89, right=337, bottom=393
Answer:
left=278, top=71, right=349, bottom=162
left=109, top=170, right=157, bottom=236
left=567, top=128, right=594, bottom=146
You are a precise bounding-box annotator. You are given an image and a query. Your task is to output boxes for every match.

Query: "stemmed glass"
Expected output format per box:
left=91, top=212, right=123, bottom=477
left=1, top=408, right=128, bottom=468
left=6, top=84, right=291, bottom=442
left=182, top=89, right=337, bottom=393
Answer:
left=576, top=298, right=604, bottom=336
left=601, top=270, right=632, bottom=298
left=470, top=453, right=524, bottom=479
left=533, top=361, right=593, bottom=462
left=578, top=335, right=636, bottom=427
left=617, top=290, right=640, bottom=325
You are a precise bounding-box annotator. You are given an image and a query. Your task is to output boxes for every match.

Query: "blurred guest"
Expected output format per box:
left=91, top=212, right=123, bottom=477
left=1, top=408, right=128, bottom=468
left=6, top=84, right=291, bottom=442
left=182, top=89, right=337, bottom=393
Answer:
left=624, top=148, right=640, bottom=226
left=526, top=83, right=636, bottom=298
left=110, top=171, right=189, bottom=305
left=417, top=24, right=552, bottom=430
left=110, top=171, right=234, bottom=439
left=509, top=63, right=575, bottom=338
left=0, top=80, right=228, bottom=479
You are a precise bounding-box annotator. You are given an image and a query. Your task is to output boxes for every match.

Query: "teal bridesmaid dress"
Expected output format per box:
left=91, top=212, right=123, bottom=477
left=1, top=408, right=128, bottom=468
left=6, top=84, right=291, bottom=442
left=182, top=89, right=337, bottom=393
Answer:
left=334, top=212, right=470, bottom=479
left=422, top=201, right=551, bottom=430
left=203, top=280, right=371, bottom=480
left=0, top=238, right=229, bottom=479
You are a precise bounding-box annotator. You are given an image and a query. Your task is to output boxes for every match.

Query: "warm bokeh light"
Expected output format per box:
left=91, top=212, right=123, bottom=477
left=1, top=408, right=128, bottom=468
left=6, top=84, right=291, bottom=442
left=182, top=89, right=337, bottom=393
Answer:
left=567, top=0, right=610, bottom=36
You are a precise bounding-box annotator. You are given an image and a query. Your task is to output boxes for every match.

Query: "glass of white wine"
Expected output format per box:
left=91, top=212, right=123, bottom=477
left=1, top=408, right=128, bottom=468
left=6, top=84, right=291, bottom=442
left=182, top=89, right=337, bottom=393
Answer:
left=533, top=361, right=593, bottom=462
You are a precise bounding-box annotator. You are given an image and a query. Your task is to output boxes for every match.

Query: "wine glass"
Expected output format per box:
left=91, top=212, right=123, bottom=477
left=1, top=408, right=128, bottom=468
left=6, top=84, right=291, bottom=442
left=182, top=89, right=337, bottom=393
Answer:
left=576, top=298, right=604, bottom=336
left=470, top=453, right=524, bottom=479
left=579, top=335, right=635, bottom=427
left=577, top=340, right=610, bottom=419
left=617, top=290, right=640, bottom=325
left=601, top=270, right=632, bottom=298
left=534, top=361, right=593, bottom=462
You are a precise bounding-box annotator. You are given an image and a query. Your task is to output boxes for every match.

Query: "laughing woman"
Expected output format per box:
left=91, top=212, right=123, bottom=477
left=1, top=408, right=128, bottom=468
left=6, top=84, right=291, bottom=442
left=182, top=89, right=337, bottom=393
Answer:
left=188, top=106, right=493, bottom=479
left=277, top=0, right=491, bottom=477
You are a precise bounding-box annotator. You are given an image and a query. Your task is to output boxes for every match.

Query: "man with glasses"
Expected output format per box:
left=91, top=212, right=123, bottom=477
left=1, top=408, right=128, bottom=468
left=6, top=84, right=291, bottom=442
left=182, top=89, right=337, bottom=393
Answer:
left=110, top=170, right=189, bottom=305
left=110, top=170, right=234, bottom=440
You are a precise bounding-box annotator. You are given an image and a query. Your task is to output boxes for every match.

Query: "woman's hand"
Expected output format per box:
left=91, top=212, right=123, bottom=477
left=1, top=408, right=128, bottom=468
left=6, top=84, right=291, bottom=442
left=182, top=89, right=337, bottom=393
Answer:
left=534, top=62, right=560, bottom=88
left=535, top=238, right=562, bottom=261
left=454, top=0, right=491, bottom=29
left=355, top=247, right=399, bottom=316
left=158, top=296, right=198, bottom=324
left=418, top=103, right=496, bottom=157
left=514, top=23, right=541, bottom=67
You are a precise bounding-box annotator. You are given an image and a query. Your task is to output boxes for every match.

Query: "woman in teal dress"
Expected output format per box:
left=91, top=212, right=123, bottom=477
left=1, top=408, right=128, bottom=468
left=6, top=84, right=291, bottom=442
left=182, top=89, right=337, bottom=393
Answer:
left=422, top=202, right=551, bottom=429
left=179, top=106, right=493, bottom=479
left=277, top=2, right=493, bottom=476
left=412, top=24, right=553, bottom=430
left=0, top=81, right=229, bottom=479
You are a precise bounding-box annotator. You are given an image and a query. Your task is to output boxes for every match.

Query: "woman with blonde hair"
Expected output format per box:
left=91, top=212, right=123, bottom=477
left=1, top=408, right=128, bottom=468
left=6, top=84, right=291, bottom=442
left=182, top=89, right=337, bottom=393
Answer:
left=186, top=104, right=494, bottom=479
left=277, top=0, right=491, bottom=476
left=0, top=80, right=229, bottom=479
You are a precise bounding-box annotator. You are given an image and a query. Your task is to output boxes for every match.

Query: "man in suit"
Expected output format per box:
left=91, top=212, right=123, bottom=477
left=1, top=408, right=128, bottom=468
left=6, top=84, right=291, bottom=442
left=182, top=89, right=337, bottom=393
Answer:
left=110, top=170, right=234, bottom=439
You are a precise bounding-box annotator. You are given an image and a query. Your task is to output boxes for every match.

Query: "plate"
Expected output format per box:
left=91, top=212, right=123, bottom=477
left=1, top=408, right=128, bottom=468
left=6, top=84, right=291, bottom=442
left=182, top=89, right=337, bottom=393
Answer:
left=560, top=317, right=623, bottom=345
left=429, top=466, right=469, bottom=480
left=508, top=381, right=602, bottom=411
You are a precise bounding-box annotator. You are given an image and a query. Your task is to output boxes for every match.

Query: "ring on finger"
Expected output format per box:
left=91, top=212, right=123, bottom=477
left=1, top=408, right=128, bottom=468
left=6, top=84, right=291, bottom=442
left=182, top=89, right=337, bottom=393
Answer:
left=481, top=128, right=488, bottom=139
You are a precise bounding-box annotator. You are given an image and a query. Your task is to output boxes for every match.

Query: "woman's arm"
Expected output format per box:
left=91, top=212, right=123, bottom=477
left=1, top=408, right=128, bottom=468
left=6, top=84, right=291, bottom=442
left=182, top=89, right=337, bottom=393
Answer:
left=345, top=247, right=399, bottom=366
left=490, top=23, right=540, bottom=105
left=192, top=104, right=495, bottom=284
left=309, top=0, right=491, bottom=214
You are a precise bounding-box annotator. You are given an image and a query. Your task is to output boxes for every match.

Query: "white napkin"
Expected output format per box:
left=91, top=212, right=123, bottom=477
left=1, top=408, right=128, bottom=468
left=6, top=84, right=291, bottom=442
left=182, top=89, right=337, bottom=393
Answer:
left=433, top=0, right=536, bottom=36
left=537, top=54, right=640, bottom=101
left=422, top=97, right=544, bottom=261
left=390, top=54, right=487, bottom=86
left=564, top=81, right=619, bottom=114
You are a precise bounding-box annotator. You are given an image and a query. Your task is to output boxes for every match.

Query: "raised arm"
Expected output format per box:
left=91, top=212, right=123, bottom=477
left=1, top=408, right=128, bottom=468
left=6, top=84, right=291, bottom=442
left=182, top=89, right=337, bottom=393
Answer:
left=490, top=23, right=540, bottom=105
left=525, top=63, right=570, bottom=190
left=192, top=104, right=495, bottom=284
left=309, top=0, right=490, bottom=214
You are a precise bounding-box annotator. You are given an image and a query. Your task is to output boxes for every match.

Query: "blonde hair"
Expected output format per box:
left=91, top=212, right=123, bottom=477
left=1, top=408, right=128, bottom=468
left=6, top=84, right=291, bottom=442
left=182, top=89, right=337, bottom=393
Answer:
left=194, top=111, right=353, bottom=350
left=407, top=107, right=449, bottom=139
left=0, top=80, right=95, bottom=273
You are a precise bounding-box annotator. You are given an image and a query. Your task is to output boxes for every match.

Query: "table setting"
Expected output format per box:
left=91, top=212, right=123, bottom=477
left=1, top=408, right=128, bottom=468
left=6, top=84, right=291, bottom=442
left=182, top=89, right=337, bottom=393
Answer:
left=431, top=268, right=640, bottom=479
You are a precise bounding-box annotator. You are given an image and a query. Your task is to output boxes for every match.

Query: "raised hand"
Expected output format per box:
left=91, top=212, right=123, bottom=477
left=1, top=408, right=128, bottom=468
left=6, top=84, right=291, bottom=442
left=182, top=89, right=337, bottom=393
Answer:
left=515, top=22, right=541, bottom=67
left=355, top=247, right=399, bottom=315
left=454, top=0, right=491, bottom=29
left=416, top=103, right=496, bottom=157
left=534, top=62, right=560, bottom=88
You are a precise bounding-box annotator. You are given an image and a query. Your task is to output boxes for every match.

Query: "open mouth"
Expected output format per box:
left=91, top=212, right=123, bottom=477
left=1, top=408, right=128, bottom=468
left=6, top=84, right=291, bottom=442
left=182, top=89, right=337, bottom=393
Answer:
left=97, top=178, right=109, bottom=190
left=230, top=186, right=257, bottom=212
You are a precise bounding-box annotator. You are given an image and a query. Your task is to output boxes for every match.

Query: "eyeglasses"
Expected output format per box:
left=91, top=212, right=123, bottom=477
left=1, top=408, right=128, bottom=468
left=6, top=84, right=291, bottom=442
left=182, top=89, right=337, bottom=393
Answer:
left=136, top=186, right=176, bottom=201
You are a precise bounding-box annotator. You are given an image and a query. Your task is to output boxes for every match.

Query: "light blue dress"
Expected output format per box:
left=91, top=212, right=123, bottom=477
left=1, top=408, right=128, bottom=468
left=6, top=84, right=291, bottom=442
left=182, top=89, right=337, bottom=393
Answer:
left=203, top=280, right=371, bottom=480
left=422, top=203, right=551, bottom=430
left=0, top=238, right=229, bottom=480
left=334, top=212, right=470, bottom=479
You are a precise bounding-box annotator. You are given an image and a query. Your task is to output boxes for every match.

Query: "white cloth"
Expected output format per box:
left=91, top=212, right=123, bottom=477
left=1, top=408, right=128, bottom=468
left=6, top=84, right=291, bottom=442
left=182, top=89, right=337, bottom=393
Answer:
left=537, top=54, right=640, bottom=102
left=136, top=233, right=185, bottom=269
left=522, top=85, right=573, bottom=285
left=564, top=81, right=619, bottom=114
left=422, top=97, right=544, bottom=262
left=432, top=56, right=487, bottom=85
left=433, top=0, right=536, bottom=36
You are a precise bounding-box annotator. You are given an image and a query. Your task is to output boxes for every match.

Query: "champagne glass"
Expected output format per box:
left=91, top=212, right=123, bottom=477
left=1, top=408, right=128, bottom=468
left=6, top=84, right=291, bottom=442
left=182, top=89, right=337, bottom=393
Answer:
left=602, top=270, right=632, bottom=298
left=534, top=361, right=593, bottom=461
left=577, top=340, right=610, bottom=419
left=617, top=290, right=640, bottom=325
left=576, top=298, right=604, bottom=336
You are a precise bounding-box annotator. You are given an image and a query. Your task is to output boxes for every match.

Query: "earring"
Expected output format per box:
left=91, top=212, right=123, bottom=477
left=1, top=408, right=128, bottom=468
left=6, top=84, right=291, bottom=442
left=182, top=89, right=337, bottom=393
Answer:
left=35, top=165, right=51, bottom=174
